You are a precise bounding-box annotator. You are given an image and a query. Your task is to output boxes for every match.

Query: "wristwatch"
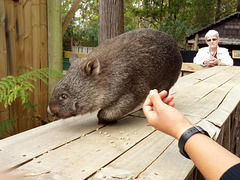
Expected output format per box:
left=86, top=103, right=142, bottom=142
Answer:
left=178, top=126, right=210, bottom=159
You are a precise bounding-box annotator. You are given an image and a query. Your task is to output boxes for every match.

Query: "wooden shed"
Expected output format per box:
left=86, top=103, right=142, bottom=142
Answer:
left=181, top=12, right=240, bottom=66
left=187, top=12, right=240, bottom=51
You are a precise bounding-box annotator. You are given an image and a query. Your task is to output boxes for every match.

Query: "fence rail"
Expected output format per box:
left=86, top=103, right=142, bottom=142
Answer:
left=72, top=46, right=94, bottom=53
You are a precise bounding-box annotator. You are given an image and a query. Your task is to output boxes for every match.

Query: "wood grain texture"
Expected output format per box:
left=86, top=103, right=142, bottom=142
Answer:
left=1, top=66, right=240, bottom=179
left=0, top=0, right=48, bottom=136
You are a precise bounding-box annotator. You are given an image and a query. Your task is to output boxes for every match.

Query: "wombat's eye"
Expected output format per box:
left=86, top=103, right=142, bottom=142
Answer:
left=59, top=93, right=68, bottom=100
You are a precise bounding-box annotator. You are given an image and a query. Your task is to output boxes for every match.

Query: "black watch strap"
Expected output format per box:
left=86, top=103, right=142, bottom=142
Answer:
left=178, top=126, right=210, bottom=159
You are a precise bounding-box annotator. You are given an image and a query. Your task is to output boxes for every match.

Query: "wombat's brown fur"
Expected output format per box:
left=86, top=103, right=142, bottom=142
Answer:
left=48, top=28, right=182, bottom=124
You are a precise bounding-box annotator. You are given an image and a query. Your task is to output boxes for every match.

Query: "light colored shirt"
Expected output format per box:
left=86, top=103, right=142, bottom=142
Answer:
left=193, top=46, right=233, bottom=66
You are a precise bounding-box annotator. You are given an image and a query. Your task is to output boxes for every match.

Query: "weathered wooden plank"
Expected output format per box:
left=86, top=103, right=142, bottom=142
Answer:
left=181, top=81, right=240, bottom=119
left=5, top=0, right=22, bottom=135
left=89, top=118, right=217, bottom=180
left=135, top=120, right=216, bottom=179
left=0, top=0, right=7, bottom=79
left=16, top=0, right=30, bottom=132
left=171, top=66, right=230, bottom=94
left=173, top=66, right=240, bottom=115
left=0, top=0, right=10, bottom=123
left=137, top=140, right=193, bottom=179
left=10, top=115, right=154, bottom=179
left=32, top=0, right=41, bottom=117
left=206, top=83, right=240, bottom=127
left=89, top=131, right=175, bottom=180
left=1, top=66, right=240, bottom=180
left=6, top=0, right=17, bottom=76
left=38, top=0, right=48, bottom=118
left=0, top=113, right=102, bottom=172
left=16, top=0, right=25, bottom=75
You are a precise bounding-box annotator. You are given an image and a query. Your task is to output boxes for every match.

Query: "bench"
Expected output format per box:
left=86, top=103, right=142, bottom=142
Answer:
left=1, top=65, right=240, bottom=179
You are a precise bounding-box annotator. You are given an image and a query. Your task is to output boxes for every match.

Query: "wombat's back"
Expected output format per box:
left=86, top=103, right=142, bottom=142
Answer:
left=87, top=28, right=182, bottom=93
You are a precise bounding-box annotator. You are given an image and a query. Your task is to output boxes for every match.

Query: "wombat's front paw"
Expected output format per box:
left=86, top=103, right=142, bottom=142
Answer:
left=98, top=119, right=118, bottom=125
left=97, top=109, right=119, bottom=125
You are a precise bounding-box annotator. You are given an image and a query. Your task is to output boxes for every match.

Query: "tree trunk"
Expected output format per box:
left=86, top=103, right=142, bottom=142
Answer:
left=215, top=0, right=221, bottom=21
left=98, top=0, right=124, bottom=44
left=237, top=0, right=240, bottom=11
left=48, top=0, right=62, bottom=97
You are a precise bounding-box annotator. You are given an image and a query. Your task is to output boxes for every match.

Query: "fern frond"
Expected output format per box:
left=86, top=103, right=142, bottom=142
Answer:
left=0, top=68, right=63, bottom=108
left=23, top=100, right=39, bottom=113
left=22, top=80, right=35, bottom=90
left=0, top=117, right=17, bottom=138
left=32, top=73, right=48, bottom=84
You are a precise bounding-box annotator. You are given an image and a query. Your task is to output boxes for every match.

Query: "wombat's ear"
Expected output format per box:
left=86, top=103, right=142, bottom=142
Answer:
left=84, top=59, right=100, bottom=76
left=69, top=54, right=79, bottom=64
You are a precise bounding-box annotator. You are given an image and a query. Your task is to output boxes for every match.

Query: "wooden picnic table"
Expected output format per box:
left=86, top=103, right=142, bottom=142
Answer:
left=1, top=65, right=240, bottom=179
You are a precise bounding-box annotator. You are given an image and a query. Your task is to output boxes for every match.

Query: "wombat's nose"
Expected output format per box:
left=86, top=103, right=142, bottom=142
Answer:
left=47, top=106, right=53, bottom=115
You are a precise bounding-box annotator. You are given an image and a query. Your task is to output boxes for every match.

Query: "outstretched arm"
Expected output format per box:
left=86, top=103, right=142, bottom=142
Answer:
left=143, top=90, right=240, bottom=179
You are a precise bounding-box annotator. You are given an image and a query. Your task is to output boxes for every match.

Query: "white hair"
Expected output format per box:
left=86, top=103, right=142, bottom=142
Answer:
left=205, top=30, right=219, bottom=39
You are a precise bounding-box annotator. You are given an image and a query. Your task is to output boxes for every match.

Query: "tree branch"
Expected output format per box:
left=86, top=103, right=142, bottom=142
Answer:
left=62, top=0, right=83, bottom=36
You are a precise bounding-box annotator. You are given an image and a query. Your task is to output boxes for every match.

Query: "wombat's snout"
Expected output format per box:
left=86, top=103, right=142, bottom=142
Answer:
left=47, top=105, right=75, bottom=119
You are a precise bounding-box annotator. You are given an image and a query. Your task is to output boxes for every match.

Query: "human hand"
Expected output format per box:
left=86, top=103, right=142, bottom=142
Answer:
left=0, top=173, right=24, bottom=180
left=204, top=58, right=219, bottom=66
left=142, top=90, right=194, bottom=140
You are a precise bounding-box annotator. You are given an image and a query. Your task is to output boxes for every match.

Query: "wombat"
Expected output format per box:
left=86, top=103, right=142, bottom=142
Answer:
left=48, top=28, right=182, bottom=124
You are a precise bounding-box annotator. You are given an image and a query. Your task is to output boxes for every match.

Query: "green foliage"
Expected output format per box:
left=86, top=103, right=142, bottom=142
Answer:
left=0, top=117, right=17, bottom=138
left=124, top=0, right=142, bottom=31
left=159, top=17, right=190, bottom=48
left=62, top=0, right=99, bottom=50
left=63, top=25, right=98, bottom=50
left=0, top=68, right=64, bottom=139
left=73, top=27, right=98, bottom=47
left=0, top=68, right=63, bottom=108
left=190, top=0, right=216, bottom=29
left=61, top=0, right=239, bottom=49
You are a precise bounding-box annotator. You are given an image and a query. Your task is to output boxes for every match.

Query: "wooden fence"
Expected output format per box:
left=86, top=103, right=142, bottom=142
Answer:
left=0, top=0, right=48, bottom=137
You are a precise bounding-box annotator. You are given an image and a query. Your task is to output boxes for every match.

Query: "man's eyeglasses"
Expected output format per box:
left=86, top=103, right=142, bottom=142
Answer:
left=206, top=38, right=218, bottom=42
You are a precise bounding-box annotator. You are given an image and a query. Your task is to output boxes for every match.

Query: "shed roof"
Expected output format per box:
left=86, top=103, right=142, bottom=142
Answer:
left=187, top=12, right=240, bottom=45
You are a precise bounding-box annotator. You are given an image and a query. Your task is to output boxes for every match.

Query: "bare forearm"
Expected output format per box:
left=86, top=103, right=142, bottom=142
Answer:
left=143, top=90, right=240, bottom=179
left=185, top=134, right=240, bottom=179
